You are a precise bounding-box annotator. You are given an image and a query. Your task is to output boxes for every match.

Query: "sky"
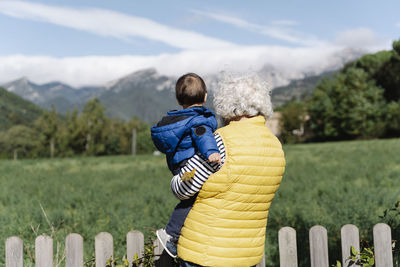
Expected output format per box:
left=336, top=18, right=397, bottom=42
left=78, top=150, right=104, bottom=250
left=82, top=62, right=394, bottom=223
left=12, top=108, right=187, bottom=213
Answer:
left=0, top=0, right=399, bottom=86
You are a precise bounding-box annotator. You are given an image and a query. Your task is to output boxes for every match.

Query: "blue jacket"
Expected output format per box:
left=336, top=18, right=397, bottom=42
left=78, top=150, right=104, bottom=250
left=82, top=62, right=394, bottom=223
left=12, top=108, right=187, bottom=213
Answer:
left=151, top=107, right=219, bottom=174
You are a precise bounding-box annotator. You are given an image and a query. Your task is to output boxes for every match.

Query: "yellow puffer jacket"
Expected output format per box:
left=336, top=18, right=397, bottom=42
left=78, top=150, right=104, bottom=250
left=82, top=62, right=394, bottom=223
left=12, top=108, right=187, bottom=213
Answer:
left=178, top=116, right=286, bottom=267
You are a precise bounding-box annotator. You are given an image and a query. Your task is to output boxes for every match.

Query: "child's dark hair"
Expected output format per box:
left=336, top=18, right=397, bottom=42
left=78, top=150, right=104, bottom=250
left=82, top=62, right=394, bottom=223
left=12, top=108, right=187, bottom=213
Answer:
left=175, top=73, right=207, bottom=106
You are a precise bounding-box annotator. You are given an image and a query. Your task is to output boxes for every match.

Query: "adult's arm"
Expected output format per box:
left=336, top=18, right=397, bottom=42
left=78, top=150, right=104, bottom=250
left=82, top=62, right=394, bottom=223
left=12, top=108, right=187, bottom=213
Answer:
left=171, top=133, right=225, bottom=200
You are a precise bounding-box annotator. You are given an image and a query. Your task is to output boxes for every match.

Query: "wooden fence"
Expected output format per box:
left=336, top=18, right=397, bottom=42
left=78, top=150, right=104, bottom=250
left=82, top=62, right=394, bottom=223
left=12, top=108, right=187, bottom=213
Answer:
left=4, top=223, right=394, bottom=267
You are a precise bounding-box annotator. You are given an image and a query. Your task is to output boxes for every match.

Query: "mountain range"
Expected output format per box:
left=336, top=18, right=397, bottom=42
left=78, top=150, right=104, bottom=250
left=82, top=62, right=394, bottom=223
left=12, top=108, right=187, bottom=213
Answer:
left=1, top=68, right=338, bottom=123
left=2, top=47, right=362, bottom=123
left=3, top=69, right=179, bottom=123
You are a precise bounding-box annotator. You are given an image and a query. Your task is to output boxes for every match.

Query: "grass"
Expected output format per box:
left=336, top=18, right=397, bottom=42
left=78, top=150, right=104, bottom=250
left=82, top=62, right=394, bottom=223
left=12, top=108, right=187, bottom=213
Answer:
left=0, top=155, right=175, bottom=266
left=266, top=138, right=400, bottom=266
left=0, top=138, right=399, bottom=266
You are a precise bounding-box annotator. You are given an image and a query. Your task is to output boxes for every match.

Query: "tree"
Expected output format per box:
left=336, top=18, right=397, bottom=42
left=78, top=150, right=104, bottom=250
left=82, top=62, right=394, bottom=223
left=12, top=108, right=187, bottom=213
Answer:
left=79, top=98, right=107, bottom=156
left=278, top=102, right=308, bottom=143
left=56, top=109, right=85, bottom=156
left=308, top=68, right=386, bottom=140
left=0, top=97, right=156, bottom=159
left=124, top=117, right=154, bottom=154
left=0, top=125, right=42, bottom=159
left=35, top=104, right=58, bottom=158
left=375, top=39, right=400, bottom=101
left=386, top=101, right=400, bottom=137
left=103, top=118, right=126, bottom=155
left=352, top=50, right=391, bottom=77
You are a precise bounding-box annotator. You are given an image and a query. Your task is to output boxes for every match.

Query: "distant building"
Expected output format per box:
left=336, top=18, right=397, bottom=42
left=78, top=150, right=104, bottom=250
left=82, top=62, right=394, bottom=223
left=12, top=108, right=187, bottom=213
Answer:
left=267, top=111, right=311, bottom=141
left=266, top=112, right=282, bottom=136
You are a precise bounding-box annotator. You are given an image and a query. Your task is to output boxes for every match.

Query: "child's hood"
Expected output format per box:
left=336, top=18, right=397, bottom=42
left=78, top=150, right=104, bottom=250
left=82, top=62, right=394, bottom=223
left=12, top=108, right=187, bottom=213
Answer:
left=150, top=107, right=217, bottom=154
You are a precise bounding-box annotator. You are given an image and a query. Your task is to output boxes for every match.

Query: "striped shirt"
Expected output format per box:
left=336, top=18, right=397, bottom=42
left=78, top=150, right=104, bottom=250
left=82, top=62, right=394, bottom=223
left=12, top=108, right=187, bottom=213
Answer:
left=170, top=133, right=226, bottom=200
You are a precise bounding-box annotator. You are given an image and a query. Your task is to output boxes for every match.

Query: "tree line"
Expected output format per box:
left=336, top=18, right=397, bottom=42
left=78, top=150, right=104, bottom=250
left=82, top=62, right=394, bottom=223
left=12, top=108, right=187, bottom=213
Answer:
left=279, top=39, right=400, bottom=143
left=0, top=98, right=155, bottom=159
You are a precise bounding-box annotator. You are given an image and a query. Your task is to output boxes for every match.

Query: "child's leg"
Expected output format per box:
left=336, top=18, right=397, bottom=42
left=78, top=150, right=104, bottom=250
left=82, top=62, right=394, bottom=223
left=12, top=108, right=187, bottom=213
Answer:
left=157, top=194, right=197, bottom=258
left=165, top=194, right=197, bottom=239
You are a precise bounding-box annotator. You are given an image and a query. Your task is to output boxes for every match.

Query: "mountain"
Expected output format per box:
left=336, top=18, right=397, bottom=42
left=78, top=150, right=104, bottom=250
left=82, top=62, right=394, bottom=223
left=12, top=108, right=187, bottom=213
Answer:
left=0, top=87, right=43, bottom=131
left=99, top=69, right=178, bottom=123
left=2, top=69, right=178, bottom=123
left=271, top=71, right=336, bottom=107
left=3, top=77, right=103, bottom=114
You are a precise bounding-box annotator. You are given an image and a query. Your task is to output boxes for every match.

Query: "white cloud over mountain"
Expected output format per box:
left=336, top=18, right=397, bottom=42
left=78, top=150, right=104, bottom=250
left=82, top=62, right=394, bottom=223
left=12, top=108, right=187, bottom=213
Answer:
left=0, top=45, right=363, bottom=87
left=334, top=28, right=390, bottom=50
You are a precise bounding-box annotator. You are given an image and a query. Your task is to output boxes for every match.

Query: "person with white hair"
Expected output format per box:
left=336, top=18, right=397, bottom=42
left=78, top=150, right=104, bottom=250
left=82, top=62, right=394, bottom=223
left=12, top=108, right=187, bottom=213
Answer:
left=165, top=72, right=286, bottom=267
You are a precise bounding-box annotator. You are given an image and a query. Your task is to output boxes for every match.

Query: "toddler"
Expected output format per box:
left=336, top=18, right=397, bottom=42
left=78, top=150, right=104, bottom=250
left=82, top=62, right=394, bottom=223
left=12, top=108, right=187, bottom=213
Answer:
left=151, top=73, right=221, bottom=258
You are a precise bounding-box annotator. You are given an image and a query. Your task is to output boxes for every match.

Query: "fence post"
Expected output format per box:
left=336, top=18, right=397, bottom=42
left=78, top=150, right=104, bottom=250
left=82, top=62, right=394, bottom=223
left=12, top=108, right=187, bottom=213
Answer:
left=132, top=129, right=137, bottom=155
left=35, top=234, right=53, bottom=267
left=310, top=225, right=329, bottom=267
left=279, top=227, right=298, bottom=267
left=153, top=239, right=162, bottom=261
left=153, top=237, right=175, bottom=267
left=66, top=233, right=83, bottom=267
left=341, top=224, right=360, bottom=267
left=373, top=223, right=393, bottom=267
left=255, top=254, right=265, bottom=267
left=95, top=232, right=113, bottom=267
left=127, top=230, right=144, bottom=267
left=5, top=236, right=23, bottom=267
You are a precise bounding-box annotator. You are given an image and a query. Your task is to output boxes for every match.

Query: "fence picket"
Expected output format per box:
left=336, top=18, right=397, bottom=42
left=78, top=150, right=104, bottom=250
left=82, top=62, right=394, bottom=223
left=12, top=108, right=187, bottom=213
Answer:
left=95, top=232, right=113, bottom=267
left=2, top=224, right=396, bottom=266
left=279, top=227, right=298, bottom=267
left=310, top=225, right=329, bottom=267
left=153, top=238, right=175, bottom=267
left=66, top=233, right=83, bottom=267
left=153, top=238, right=162, bottom=262
left=255, top=254, right=266, bottom=267
left=127, top=230, right=144, bottom=267
left=341, top=224, right=360, bottom=267
left=373, top=223, right=393, bottom=267
left=35, top=234, right=53, bottom=267
left=5, top=236, right=23, bottom=267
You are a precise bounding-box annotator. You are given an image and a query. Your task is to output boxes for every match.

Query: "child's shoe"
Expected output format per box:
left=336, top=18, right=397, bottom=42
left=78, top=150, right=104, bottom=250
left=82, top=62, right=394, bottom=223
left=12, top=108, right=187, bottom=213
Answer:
left=156, top=228, right=178, bottom=258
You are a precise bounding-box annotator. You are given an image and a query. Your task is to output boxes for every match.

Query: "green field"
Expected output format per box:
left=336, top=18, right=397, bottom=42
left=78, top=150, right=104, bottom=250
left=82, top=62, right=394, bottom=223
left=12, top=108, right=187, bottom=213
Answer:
left=0, top=138, right=399, bottom=266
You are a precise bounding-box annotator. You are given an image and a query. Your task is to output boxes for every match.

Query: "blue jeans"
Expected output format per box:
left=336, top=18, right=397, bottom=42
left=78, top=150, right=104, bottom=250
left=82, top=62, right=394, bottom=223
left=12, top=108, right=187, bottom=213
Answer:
left=179, top=259, right=256, bottom=267
left=179, top=259, right=204, bottom=267
left=165, top=194, right=198, bottom=239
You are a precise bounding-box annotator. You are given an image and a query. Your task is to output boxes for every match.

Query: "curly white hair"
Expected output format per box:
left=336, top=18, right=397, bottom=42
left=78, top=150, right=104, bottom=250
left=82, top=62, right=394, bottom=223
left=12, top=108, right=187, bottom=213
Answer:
left=213, top=72, right=273, bottom=121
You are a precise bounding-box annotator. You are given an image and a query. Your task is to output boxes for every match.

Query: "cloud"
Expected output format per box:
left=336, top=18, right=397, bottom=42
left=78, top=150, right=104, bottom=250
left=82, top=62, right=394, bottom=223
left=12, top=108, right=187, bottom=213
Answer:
left=191, top=10, right=325, bottom=47
left=396, top=23, right=400, bottom=28
left=335, top=27, right=391, bottom=51
left=0, top=45, right=363, bottom=87
left=0, top=1, right=235, bottom=50
left=271, top=20, right=298, bottom=26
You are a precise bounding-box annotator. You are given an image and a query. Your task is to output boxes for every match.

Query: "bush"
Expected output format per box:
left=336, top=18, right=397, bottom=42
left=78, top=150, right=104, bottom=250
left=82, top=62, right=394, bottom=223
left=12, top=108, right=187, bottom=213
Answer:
left=386, top=101, right=400, bottom=137
left=278, top=102, right=308, bottom=143
left=308, top=68, right=386, bottom=141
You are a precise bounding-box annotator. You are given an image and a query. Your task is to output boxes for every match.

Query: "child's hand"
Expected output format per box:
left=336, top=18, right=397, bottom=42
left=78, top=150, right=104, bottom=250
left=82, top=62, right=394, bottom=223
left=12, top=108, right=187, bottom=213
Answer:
left=208, top=153, right=221, bottom=164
